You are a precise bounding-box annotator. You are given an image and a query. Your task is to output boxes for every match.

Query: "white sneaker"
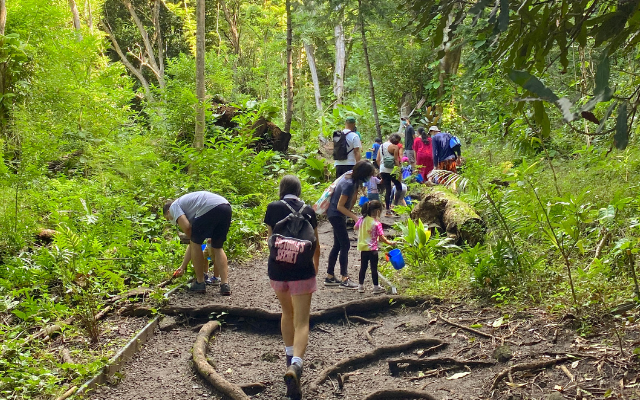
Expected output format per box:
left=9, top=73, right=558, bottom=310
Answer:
left=357, top=284, right=365, bottom=293
left=372, top=285, right=385, bottom=294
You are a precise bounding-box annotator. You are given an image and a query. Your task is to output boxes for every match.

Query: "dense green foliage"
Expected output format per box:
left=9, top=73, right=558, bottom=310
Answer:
left=0, top=0, right=639, bottom=398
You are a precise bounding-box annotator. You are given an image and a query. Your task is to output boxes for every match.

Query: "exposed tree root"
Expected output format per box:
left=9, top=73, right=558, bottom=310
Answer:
left=363, top=389, right=437, bottom=400
left=438, top=313, right=518, bottom=345
left=418, top=343, right=448, bottom=358
left=94, top=305, right=112, bottom=322
left=193, top=321, right=250, bottom=400
left=349, top=315, right=379, bottom=324
left=157, top=296, right=433, bottom=322
left=308, top=337, right=444, bottom=392
left=105, top=287, right=153, bottom=305
left=491, top=357, right=569, bottom=389
left=388, top=357, right=495, bottom=375
left=364, top=324, right=381, bottom=345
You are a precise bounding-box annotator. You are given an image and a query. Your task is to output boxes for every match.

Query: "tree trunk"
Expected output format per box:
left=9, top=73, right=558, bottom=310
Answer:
left=358, top=0, right=380, bottom=139
left=84, top=0, right=93, bottom=31
left=304, top=42, right=322, bottom=113
left=220, top=0, right=240, bottom=55
left=333, top=23, right=346, bottom=105
left=122, top=0, right=165, bottom=89
left=153, top=0, right=164, bottom=78
left=283, top=0, right=293, bottom=133
left=0, top=0, right=6, bottom=36
left=194, top=0, right=206, bottom=149
left=68, top=0, right=83, bottom=40
left=102, top=22, right=154, bottom=102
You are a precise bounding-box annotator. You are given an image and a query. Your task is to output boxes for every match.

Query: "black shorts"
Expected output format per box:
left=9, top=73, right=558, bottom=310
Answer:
left=190, top=204, right=232, bottom=248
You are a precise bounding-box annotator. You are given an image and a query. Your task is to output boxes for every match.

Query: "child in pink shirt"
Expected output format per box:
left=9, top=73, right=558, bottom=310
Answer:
left=354, top=200, right=395, bottom=293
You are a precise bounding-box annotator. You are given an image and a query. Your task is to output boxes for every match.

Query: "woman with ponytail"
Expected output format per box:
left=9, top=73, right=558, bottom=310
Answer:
left=413, top=127, right=434, bottom=181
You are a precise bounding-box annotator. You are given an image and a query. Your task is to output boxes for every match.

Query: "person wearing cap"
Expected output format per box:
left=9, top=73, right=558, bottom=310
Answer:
left=401, top=116, right=416, bottom=169
left=413, top=126, right=434, bottom=181
left=431, top=126, right=461, bottom=173
left=334, top=116, right=362, bottom=179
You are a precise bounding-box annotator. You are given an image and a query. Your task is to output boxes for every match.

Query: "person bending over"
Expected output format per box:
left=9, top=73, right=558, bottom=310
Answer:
left=163, top=191, right=232, bottom=296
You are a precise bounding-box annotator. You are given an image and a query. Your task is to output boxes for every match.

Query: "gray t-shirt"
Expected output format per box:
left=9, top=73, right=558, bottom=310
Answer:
left=169, top=191, right=229, bottom=225
left=327, top=177, right=356, bottom=219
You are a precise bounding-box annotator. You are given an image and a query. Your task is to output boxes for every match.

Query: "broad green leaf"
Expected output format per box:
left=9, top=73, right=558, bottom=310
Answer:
left=556, top=97, right=577, bottom=122
left=508, top=70, right=559, bottom=103
left=533, top=101, right=550, bottom=137
left=417, top=220, right=427, bottom=247
left=594, top=52, right=611, bottom=98
left=305, top=158, right=324, bottom=171
left=596, top=101, right=617, bottom=134
left=469, top=0, right=492, bottom=16
left=498, top=0, right=509, bottom=32
left=614, top=103, right=628, bottom=150
left=406, top=219, right=416, bottom=246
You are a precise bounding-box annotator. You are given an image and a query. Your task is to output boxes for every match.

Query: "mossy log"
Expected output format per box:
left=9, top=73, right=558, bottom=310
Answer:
left=410, top=186, right=486, bottom=246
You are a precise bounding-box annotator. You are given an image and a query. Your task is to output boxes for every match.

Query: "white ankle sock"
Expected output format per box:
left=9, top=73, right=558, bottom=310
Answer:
left=291, top=356, right=303, bottom=367
left=285, top=346, right=294, bottom=356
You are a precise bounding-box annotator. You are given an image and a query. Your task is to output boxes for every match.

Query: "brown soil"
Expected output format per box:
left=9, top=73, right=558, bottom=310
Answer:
left=88, top=221, right=640, bottom=400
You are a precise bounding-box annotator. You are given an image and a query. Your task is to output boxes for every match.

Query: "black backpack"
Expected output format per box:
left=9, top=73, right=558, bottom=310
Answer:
left=268, top=201, right=317, bottom=270
left=332, top=130, right=353, bottom=161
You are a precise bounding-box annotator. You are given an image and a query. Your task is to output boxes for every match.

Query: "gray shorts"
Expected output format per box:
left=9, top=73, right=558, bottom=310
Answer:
left=404, top=149, right=416, bottom=163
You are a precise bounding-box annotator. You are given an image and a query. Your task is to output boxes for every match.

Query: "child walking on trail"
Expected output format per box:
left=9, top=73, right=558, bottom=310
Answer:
left=355, top=200, right=396, bottom=294
left=365, top=175, right=382, bottom=201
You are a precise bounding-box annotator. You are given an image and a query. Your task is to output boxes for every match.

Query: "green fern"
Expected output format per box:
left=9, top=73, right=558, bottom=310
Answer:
left=427, top=169, right=469, bottom=192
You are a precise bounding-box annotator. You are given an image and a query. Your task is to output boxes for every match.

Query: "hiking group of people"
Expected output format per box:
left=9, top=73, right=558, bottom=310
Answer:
left=162, top=115, right=461, bottom=399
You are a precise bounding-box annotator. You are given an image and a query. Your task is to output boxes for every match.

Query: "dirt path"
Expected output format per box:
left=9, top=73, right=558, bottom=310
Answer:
left=89, top=220, right=640, bottom=400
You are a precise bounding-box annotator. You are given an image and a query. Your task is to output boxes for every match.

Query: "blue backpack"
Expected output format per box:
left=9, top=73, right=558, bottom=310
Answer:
left=449, top=135, right=461, bottom=149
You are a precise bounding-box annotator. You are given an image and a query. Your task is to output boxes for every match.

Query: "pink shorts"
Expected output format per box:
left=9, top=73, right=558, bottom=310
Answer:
left=270, top=276, right=317, bottom=295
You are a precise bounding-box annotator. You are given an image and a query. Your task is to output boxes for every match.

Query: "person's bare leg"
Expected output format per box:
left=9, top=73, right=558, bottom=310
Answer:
left=212, top=247, right=228, bottom=284
left=291, top=293, right=312, bottom=358
left=275, top=290, right=294, bottom=347
left=203, top=249, right=210, bottom=275
left=190, top=242, right=206, bottom=283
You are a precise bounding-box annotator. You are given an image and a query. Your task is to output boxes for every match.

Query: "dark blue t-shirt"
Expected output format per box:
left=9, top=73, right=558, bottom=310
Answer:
left=327, top=177, right=356, bottom=218
left=432, top=132, right=461, bottom=166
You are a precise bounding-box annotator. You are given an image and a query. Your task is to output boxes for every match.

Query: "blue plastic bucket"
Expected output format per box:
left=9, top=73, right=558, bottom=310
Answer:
left=359, top=195, right=369, bottom=206
left=365, top=151, right=373, bottom=160
left=201, top=243, right=211, bottom=260
left=388, top=249, right=405, bottom=270
left=405, top=196, right=412, bottom=205
left=415, top=173, right=424, bottom=183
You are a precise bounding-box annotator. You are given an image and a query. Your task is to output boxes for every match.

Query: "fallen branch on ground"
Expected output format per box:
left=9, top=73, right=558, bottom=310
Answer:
left=55, top=386, right=77, bottom=400
left=60, top=348, right=75, bottom=365
left=94, top=306, right=112, bottom=322
left=438, top=313, right=518, bottom=345
left=388, top=357, right=494, bottom=375
left=363, top=389, right=437, bottom=400
left=193, top=321, right=250, bottom=400
left=308, top=337, right=444, bottom=392
left=491, top=357, right=569, bottom=389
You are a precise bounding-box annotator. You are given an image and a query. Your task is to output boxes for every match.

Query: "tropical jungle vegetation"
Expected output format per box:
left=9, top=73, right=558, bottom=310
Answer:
left=1, top=0, right=640, bottom=398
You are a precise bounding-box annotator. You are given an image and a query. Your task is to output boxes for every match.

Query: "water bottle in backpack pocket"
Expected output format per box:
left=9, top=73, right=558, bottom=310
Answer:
left=312, top=172, right=350, bottom=215
left=268, top=201, right=317, bottom=269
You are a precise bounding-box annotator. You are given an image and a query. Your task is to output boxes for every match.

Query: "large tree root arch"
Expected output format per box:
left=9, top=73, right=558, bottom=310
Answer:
left=364, top=389, right=437, bottom=400
left=309, top=337, right=444, bottom=392
left=193, top=321, right=251, bottom=400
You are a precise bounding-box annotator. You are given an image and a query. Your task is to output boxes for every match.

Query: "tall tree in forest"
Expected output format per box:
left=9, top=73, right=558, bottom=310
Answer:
left=333, top=22, right=346, bottom=105
left=304, top=41, right=322, bottom=113
left=284, top=0, right=293, bottom=133
left=0, top=0, right=6, bottom=36
left=68, top=0, right=83, bottom=41
left=84, top=0, right=94, bottom=31
left=193, top=0, right=205, bottom=149
left=357, top=0, right=380, bottom=139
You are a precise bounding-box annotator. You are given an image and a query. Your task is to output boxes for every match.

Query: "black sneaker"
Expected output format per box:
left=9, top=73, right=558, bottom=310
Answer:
left=339, top=278, right=358, bottom=289
left=188, top=281, right=206, bottom=293
left=286, top=355, right=293, bottom=367
left=324, top=276, right=340, bottom=286
left=284, top=363, right=302, bottom=400
left=220, top=283, right=232, bottom=296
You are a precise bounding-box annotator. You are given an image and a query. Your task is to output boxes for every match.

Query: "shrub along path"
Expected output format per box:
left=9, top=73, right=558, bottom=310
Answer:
left=89, top=220, right=640, bottom=400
